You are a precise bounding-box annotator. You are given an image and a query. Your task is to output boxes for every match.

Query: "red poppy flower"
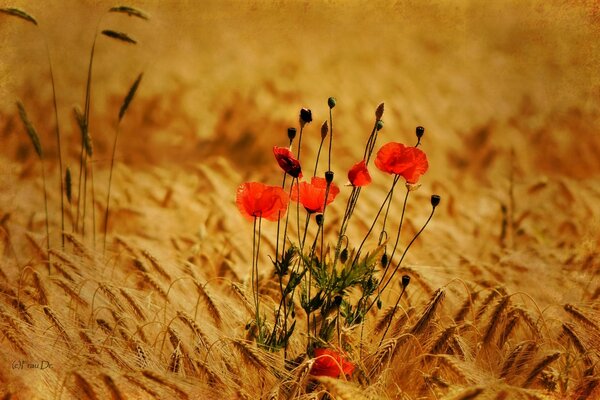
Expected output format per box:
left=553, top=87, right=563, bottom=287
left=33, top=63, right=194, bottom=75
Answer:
left=310, top=348, right=355, bottom=378
left=236, top=182, right=289, bottom=221
left=348, top=160, right=371, bottom=187
left=291, top=177, right=340, bottom=214
left=374, top=142, right=429, bottom=183
left=273, top=146, right=303, bottom=179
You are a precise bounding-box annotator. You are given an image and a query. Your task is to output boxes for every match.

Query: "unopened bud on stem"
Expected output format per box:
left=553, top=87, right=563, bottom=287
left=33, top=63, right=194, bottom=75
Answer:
left=328, top=97, right=336, bottom=109
left=321, top=120, right=328, bottom=139
left=431, top=194, right=441, bottom=208
left=287, top=127, right=297, bottom=141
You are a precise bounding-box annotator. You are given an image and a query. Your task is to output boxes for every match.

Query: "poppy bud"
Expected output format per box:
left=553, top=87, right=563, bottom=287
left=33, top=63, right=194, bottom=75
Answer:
left=381, top=252, right=388, bottom=268
left=300, top=108, right=313, bottom=125
left=340, top=248, right=348, bottom=263
left=376, top=120, right=384, bottom=131
left=321, top=120, right=328, bottom=140
left=375, top=103, right=384, bottom=120
left=315, top=214, right=324, bottom=226
left=377, top=298, right=382, bottom=309
left=401, top=275, right=410, bottom=288
left=416, top=126, right=424, bottom=139
left=431, top=194, right=441, bottom=208
left=288, top=127, right=297, bottom=141
left=334, top=295, right=343, bottom=307
left=328, top=97, right=336, bottom=109
left=325, top=171, right=334, bottom=184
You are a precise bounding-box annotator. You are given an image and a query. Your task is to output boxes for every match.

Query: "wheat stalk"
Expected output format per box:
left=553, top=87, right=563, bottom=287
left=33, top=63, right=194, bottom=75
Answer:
left=195, top=281, right=222, bottom=327
left=141, top=249, right=172, bottom=280
left=119, top=289, right=145, bottom=320
left=564, top=304, right=599, bottom=331
left=32, top=271, right=49, bottom=305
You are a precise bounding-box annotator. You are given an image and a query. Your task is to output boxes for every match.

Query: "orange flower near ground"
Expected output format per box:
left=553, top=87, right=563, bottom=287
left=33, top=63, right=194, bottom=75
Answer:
left=310, top=348, right=355, bottom=378
left=375, top=142, right=429, bottom=183
left=236, top=182, right=289, bottom=221
left=273, top=146, right=303, bottom=178
left=291, top=176, right=340, bottom=214
left=348, top=160, right=371, bottom=187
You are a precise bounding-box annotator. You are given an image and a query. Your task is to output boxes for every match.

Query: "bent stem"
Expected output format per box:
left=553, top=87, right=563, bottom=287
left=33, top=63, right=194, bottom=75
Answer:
left=352, top=175, right=400, bottom=265
left=379, top=188, right=410, bottom=288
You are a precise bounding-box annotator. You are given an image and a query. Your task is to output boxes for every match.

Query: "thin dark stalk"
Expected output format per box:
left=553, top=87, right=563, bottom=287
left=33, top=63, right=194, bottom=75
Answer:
left=76, top=35, right=97, bottom=234
left=372, top=207, right=436, bottom=308
left=352, top=176, right=400, bottom=266
left=90, top=160, right=96, bottom=249
left=313, top=137, right=326, bottom=177
left=40, top=161, right=50, bottom=263
left=328, top=108, right=333, bottom=171
left=103, top=123, right=121, bottom=252
left=45, top=42, right=64, bottom=247
left=379, top=284, right=408, bottom=346
left=380, top=189, right=410, bottom=286
left=255, top=216, right=263, bottom=342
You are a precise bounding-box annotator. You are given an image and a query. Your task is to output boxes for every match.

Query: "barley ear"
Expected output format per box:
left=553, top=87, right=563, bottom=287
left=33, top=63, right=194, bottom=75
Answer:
left=109, top=6, right=149, bottom=20
left=119, top=73, right=143, bottom=121
left=16, top=101, right=43, bottom=158
left=102, top=30, right=137, bottom=45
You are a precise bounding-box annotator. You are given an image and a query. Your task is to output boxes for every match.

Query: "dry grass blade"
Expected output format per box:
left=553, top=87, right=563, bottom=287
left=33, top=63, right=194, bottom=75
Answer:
left=109, top=6, right=149, bottom=20
left=0, top=7, right=37, bottom=25
left=102, top=30, right=137, bottom=45
left=119, top=73, right=143, bottom=121
left=16, top=101, right=42, bottom=158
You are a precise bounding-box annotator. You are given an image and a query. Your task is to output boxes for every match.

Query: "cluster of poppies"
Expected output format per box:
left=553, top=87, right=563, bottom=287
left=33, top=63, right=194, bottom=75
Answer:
left=236, top=141, right=428, bottom=221
left=235, top=103, right=431, bottom=380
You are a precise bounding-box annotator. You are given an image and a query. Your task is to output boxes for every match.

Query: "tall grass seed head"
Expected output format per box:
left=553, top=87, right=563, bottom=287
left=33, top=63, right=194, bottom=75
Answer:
left=321, top=120, right=328, bottom=139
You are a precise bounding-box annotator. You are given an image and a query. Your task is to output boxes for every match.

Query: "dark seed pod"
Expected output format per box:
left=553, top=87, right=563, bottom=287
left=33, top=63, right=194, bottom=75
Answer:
left=431, top=195, right=441, bottom=208
left=315, top=214, right=324, bottom=226
left=328, top=97, right=336, bottom=109
left=287, top=127, right=297, bottom=141
left=376, top=120, right=384, bottom=131
left=401, top=275, right=411, bottom=288
left=377, top=298, right=382, bottom=309
left=416, top=126, right=425, bottom=139
left=325, top=170, right=334, bottom=184
left=299, top=108, right=312, bottom=124
left=291, top=310, right=295, bottom=319
left=340, top=248, right=348, bottom=264
left=381, top=252, right=388, bottom=268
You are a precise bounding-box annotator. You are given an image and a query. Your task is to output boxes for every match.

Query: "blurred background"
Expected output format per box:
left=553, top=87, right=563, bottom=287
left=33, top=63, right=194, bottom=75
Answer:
left=1, top=0, right=599, bottom=307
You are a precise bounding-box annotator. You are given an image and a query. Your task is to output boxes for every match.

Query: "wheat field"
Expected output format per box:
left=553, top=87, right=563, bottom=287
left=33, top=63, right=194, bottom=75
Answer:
left=0, top=1, right=599, bottom=399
